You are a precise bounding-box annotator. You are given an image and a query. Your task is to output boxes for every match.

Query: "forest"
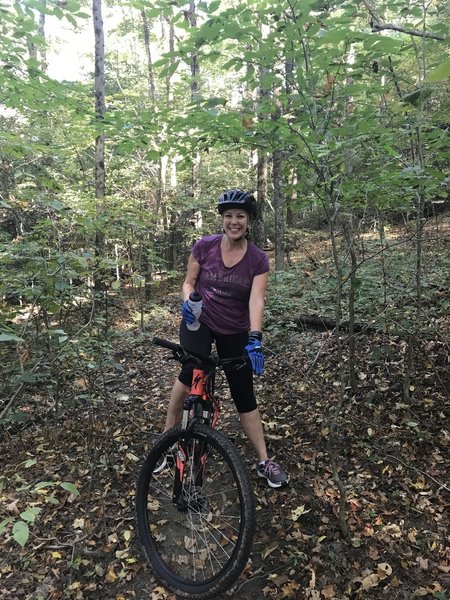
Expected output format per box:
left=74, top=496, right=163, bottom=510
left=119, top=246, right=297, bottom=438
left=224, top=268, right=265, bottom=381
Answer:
left=0, top=0, right=449, bottom=598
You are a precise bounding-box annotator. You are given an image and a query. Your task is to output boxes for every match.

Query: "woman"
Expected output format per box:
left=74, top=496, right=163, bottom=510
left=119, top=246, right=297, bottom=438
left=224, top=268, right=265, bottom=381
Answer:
left=163, top=188, right=288, bottom=489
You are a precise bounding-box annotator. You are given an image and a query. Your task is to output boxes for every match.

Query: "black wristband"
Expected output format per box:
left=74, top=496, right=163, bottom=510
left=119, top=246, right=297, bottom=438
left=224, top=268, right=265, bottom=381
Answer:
left=249, top=331, right=262, bottom=341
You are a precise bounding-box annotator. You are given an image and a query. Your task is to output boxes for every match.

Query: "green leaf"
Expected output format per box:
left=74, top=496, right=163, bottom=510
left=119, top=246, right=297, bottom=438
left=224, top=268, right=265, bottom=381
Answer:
left=0, top=333, right=24, bottom=343
left=402, top=88, right=433, bottom=107
left=0, top=518, right=13, bottom=534
left=365, top=36, right=402, bottom=54
left=145, top=149, right=160, bottom=160
left=319, top=29, right=349, bottom=44
left=60, top=482, right=80, bottom=496
left=33, top=481, right=55, bottom=491
left=208, top=0, right=221, bottom=12
left=160, top=60, right=179, bottom=78
left=426, top=59, right=450, bottom=82
left=65, top=13, right=78, bottom=28
left=20, top=508, right=40, bottom=523
left=12, top=521, right=29, bottom=547
left=205, top=97, right=227, bottom=108
left=45, top=494, right=60, bottom=505
left=49, top=200, right=64, bottom=210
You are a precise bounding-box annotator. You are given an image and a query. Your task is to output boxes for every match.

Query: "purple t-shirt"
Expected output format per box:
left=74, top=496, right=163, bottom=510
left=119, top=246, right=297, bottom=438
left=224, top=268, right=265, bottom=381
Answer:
left=192, top=234, right=269, bottom=335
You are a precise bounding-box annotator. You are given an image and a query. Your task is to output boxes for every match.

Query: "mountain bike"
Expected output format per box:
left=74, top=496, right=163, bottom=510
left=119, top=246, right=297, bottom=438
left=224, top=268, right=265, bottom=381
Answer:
left=136, top=336, right=256, bottom=599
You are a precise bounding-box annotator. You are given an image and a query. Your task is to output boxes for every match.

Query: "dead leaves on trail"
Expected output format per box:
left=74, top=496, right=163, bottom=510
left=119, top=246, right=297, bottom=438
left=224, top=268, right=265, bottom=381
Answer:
left=243, top=323, right=450, bottom=599
left=1, top=306, right=450, bottom=599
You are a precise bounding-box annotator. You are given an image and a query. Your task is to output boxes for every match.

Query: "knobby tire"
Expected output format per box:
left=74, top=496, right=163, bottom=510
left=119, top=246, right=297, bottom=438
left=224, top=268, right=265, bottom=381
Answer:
left=136, top=423, right=256, bottom=599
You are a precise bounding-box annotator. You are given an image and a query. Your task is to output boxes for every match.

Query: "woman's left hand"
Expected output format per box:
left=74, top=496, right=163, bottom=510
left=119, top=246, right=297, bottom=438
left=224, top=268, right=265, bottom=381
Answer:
left=245, top=333, right=264, bottom=376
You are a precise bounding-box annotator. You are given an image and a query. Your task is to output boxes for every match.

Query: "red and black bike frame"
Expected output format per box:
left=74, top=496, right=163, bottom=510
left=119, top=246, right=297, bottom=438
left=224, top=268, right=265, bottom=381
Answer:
left=172, top=367, right=219, bottom=508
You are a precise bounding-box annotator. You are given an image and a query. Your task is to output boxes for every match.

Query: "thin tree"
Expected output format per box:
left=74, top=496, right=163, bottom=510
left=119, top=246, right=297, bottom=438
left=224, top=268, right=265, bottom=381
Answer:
left=272, top=98, right=285, bottom=272
left=188, top=0, right=201, bottom=204
left=93, top=0, right=106, bottom=292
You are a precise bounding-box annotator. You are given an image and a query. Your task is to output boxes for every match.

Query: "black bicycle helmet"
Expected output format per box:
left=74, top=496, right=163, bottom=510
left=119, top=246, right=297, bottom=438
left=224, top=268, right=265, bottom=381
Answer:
left=217, top=188, right=257, bottom=218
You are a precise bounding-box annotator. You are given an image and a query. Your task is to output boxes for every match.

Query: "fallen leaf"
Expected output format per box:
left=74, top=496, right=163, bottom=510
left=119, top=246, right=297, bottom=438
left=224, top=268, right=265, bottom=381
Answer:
left=413, top=583, right=442, bottom=596
left=291, top=505, right=311, bottom=521
left=377, top=563, right=393, bottom=578
left=262, top=544, right=278, bottom=559
left=382, top=523, right=401, bottom=538
left=126, top=452, right=139, bottom=462
left=151, top=586, right=171, bottom=600
left=5, top=501, right=20, bottom=516
left=417, top=556, right=429, bottom=570
left=438, top=565, right=450, bottom=573
left=349, top=498, right=360, bottom=512
left=73, top=518, right=84, bottom=529
left=408, top=528, right=417, bottom=543
left=361, top=572, right=380, bottom=590
left=322, top=583, right=336, bottom=598
left=123, top=530, right=132, bottom=541
left=105, top=565, right=118, bottom=582
left=281, top=580, right=301, bottom=598
left=73, top=377, right=88, bottom=390
left=270, top=574, right=289, bottom=587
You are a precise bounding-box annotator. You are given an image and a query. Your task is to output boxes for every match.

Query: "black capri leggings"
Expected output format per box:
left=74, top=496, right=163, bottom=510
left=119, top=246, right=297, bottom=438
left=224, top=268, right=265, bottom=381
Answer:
left=178, top=321, right=257, bottom=414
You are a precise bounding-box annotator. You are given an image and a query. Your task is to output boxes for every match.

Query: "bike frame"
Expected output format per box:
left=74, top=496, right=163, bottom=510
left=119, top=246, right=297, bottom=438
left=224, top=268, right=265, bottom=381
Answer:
left=173, top=366, right=219, bottom=507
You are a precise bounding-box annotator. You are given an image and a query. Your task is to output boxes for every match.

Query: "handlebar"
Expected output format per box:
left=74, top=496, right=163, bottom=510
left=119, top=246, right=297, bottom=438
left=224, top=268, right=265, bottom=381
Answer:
left=152, top=337, right=183, bottom=353
left=152, top=336, right=248, bottom=371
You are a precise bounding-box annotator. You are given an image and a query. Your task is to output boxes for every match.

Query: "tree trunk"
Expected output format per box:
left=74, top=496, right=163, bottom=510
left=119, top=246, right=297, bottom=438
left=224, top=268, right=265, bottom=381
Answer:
left=254, top=153, right=267, bottom=247
left=26, top=0, right=47, bottom=71
left=253, top=25, right=271, bottom=249
left=93, top=0, right=106, bottom=291
left=38, top=1, right=47, bottom=71
left=189, top=1, right=201, bottom=204
left=341, top=216, right=357, bottom=392
left=141, top=10, right=156, bottom=101
left=272, top=99, right=285, bottom=273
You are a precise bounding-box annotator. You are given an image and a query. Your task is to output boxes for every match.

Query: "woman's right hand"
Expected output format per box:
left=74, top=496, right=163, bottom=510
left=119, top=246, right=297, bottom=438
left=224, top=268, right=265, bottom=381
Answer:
left=181, top=300, right=195, bottom=325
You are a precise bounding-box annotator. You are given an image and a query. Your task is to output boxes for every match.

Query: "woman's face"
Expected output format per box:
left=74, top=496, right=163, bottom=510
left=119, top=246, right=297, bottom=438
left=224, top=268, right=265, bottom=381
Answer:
left=222, top=208, right=249, bottom=240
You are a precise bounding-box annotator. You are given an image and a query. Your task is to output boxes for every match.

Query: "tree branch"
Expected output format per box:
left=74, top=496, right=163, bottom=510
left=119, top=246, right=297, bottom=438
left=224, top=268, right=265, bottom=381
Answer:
left=372, top=22, right=444, bottom=40
left=362, top=0, right=444, bottom=41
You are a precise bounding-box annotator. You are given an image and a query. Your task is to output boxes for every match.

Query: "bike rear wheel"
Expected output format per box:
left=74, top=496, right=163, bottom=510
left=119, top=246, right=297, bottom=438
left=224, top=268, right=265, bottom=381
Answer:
left=136, top=423, right=256, bottom=599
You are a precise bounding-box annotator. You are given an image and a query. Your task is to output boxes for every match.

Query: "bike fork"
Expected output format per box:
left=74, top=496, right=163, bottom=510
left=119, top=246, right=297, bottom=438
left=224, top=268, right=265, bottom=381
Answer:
left=173, top=396, right=209, bottom=508
left=172, top=395, right=199, bottom=508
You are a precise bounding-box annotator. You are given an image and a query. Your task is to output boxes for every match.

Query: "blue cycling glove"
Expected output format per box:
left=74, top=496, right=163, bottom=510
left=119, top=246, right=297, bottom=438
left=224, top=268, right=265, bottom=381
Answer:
left=181, top=300, right=196, bottom=325
left=245, top=331, right=264, bottom=376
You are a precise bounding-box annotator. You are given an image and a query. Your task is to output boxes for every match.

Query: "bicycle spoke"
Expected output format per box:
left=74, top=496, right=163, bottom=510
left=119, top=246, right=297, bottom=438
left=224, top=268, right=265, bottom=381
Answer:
left=136, top=424, right=255, bottom=598
left=141, top=434, right=245, bottom=580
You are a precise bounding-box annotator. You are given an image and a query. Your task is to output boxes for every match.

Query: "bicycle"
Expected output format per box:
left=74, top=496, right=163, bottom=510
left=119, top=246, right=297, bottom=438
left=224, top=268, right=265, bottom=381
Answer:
left=136, top=336, right=257, bottom=599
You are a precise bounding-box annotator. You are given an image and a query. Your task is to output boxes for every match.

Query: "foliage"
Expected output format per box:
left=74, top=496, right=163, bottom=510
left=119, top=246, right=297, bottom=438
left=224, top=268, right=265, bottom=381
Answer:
left=0, top=0, right=449, bottom=433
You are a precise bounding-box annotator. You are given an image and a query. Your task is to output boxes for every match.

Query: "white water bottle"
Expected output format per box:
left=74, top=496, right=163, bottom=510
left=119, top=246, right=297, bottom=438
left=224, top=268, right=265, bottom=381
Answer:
left=186, top=291, right=202, bottom=331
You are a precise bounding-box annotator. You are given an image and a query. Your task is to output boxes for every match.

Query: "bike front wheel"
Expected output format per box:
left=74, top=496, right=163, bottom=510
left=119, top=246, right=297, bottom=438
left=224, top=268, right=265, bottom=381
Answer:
left=136, top=423, right=256, bottom=599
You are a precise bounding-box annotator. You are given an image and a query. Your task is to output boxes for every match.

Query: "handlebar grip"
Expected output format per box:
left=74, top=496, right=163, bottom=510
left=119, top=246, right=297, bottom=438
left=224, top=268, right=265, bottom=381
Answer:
left=152, top=337, right=183, bottom=353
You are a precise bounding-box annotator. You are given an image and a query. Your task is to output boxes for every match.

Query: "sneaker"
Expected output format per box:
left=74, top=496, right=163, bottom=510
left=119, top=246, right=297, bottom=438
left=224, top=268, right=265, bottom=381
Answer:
left=257, top=459, right=289, bottom=489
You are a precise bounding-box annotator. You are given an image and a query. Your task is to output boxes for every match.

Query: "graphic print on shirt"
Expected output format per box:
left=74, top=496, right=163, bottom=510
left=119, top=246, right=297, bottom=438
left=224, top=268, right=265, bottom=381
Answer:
left=202, top=271, right=252, bottom=298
